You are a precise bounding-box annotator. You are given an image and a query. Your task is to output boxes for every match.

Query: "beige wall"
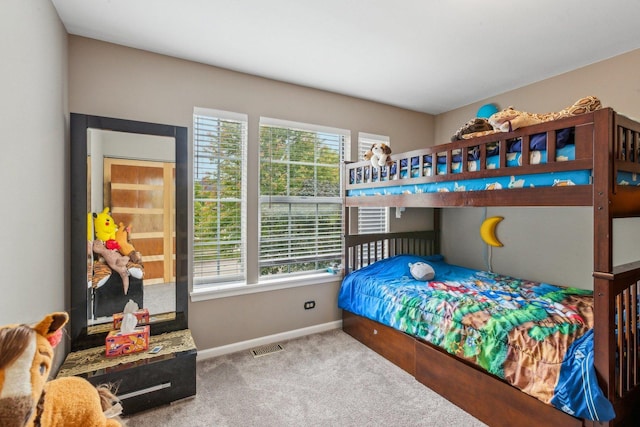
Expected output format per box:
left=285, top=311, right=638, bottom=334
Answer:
left=68, top=36, right=433, bottom=350
left=435, top=49, right=640, bottom=289
left=1, top=1, right=68, bottom=325
left=434, top=49, right=640, bottom=144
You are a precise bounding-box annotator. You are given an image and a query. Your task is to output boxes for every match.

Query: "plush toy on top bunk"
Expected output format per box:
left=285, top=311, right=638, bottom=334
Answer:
left=450, top=117, right=494, bottom=141
left=488, top=95, right=602, bottom=133
left=89, top=207, right=144, bottom=295
left=449, top=95, right=602, bottom=140
left=364, top=142, right=393, bottom=167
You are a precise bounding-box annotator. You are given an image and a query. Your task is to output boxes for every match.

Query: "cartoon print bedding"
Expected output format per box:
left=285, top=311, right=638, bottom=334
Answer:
left=337, top=254, right=615, bottom=421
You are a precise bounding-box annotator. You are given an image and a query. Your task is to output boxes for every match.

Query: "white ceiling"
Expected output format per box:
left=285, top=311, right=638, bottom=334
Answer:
left=51, top=0, right=640, bottom=115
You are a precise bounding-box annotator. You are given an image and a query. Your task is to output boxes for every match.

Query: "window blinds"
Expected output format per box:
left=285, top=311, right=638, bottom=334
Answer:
left=193, top=108, right=247, bottom=284
left=259, top=119, right=349, bottom=276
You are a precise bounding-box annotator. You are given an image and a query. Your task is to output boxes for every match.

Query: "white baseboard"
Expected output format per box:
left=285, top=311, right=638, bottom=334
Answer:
left=196, top=320, right=343, bottom=361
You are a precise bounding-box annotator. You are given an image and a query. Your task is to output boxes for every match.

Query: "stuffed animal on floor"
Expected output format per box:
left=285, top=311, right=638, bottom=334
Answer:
left=368, top=142, right=393, bottom=167
left=0, top=312, right=122, bottom=427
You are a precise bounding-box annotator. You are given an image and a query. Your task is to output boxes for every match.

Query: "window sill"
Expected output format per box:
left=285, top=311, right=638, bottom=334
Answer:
left=190, top=272, right=342, bottom=302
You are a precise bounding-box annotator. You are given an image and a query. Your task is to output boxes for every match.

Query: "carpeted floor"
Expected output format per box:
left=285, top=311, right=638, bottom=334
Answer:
left=124, top=329, right=486, bottom=426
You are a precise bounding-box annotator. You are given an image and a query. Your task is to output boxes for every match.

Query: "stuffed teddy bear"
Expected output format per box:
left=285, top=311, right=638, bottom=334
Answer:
left=0, top=312, right=122, bottom=427
left=368, top=142, right=393, bottom=167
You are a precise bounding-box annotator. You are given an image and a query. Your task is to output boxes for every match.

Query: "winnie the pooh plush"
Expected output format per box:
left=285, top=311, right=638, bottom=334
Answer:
left=0, top=312, right=122, bottom=427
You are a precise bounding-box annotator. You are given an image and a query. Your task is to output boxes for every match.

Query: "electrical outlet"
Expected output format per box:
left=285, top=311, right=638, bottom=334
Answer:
left=304, top=300, right=316, bottom=310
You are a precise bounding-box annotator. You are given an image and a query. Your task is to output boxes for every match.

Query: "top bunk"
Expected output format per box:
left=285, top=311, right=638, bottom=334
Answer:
left=344, top=107, right=640, bottom=217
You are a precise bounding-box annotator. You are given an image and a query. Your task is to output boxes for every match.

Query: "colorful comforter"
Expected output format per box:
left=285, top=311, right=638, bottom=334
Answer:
left=337, top=254, right=615, bottom=421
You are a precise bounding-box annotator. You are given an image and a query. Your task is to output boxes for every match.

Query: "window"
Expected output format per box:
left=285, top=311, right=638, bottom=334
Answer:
left=357, top=133, right=389, bottom=235
left=193, top=108, right=247, bottom=286
left=259, top=118, right=350, bottom=277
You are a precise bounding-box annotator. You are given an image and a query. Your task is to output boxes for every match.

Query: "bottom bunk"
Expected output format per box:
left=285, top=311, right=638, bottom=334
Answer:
left=339, top=231, right=640, bottom=427
left=343, top=311, right=582, bottom=427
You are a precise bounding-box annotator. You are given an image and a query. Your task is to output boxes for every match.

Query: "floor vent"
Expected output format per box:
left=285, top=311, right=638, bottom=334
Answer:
left=250, top=343, right=285, bottom=358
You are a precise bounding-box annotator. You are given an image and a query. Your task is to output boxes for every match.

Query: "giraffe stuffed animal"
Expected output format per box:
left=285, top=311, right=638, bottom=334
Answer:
left=488, top=95, right=602, bottom=133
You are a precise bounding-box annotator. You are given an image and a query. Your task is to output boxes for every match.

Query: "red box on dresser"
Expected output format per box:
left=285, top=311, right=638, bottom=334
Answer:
left=105, top=325, right=150, bottom=357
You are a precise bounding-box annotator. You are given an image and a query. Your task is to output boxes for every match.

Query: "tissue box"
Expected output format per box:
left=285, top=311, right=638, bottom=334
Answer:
left=105, top=325, right=150, bottom=357
left=112, top=308, right=150, bottom=329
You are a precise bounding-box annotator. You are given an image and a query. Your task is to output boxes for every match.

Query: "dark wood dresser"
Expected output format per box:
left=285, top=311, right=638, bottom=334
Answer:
left=57, top=329, right=197, bottom=415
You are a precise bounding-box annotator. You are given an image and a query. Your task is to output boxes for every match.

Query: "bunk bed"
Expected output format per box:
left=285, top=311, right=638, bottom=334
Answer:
left=340, top=108, right=640, bottom=427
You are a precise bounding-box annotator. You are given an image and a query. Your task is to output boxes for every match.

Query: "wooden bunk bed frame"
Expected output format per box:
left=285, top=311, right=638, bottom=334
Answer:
left=341, top=108, right=640, bottom=427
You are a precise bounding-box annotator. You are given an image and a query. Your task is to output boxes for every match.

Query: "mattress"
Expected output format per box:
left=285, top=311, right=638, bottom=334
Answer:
left=337, top=254, right=615, bottom=421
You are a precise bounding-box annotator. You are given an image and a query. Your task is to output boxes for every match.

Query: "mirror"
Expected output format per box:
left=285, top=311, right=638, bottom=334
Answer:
left=71, top=114, right=188, bottom=351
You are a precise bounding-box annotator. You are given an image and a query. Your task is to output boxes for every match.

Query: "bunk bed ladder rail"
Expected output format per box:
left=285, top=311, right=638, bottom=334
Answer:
left=593, top=265, right=640, bottom=423
left=343, top=231, right=437, bottom=273
left=610, top=114, right=640, bottom=217
left=615, top=115, right=640, bottom=165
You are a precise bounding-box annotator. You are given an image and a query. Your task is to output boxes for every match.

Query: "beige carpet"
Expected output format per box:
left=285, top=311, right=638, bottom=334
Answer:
left=124, top=329, right=486, bottom=426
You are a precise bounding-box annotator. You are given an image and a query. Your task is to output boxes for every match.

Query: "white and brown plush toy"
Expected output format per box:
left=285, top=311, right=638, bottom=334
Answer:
left=368, top=142, right=392, bottom=167
left=488, top=95, right=602, bottom=133
left=453, top=96, right=603, bottom=140
left=0, top=312, right=122, bottom=427
left=363, top=149, right=374, bottom=162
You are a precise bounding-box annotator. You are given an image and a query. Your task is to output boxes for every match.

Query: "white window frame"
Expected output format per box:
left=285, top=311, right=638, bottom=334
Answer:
left=190, top=114, right=351, bottom=302
left=258, top=117, right=350, bottom=278
left=192, top=107, right=248, bottom=288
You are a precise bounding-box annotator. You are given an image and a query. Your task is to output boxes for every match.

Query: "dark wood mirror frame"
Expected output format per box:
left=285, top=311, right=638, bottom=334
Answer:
left=70, top=113, right=188, bottom=351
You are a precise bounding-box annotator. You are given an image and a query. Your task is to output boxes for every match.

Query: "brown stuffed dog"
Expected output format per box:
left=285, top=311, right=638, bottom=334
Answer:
left=0, top=312, right=122, bottom=427
left=368, top=143, right=392, bottom=167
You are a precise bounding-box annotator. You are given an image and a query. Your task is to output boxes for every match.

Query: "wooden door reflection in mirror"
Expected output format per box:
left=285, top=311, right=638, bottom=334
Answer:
left=71, top=114, right=188, bottom=351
